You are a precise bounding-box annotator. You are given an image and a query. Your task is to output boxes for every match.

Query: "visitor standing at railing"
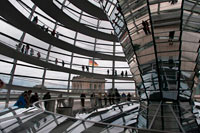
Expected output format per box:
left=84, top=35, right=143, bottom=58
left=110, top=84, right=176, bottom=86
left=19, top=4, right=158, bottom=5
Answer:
left=127, top=93, right=131, bottom=101
left=97, top=92, right=102, bottom=107
left=30, top=48, right=34, bottom=56
left=90, top=92, right=96, bottom=108
left=104, top=92, right=108, bottom=106
left=80, top=93, right=86, bottom=108
left=43, top=92, right=51, bottom=109
left=14, top=91, right=29, bottom=108
left=30, top=92, right=39, bottom=105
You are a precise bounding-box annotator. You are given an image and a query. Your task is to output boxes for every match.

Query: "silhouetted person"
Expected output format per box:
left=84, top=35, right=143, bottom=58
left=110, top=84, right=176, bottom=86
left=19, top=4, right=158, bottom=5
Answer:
left=104, top=92, right=108, bottom=106
left=32, top=16, right=38, bottom=24
left=121, top=93, right=126, bottom=102
left=30, top=92, right=39, bottom=104
left=55, top=58, right=58, bottom=65
left=142, top=20, right=150, bottom=35
left=116, top=92, right=121, bottom=103
left=115, top=70, right=117, bottom=76
left=21, top=45, right=25, bottom=53
left=51, top=29, right=56, bottom=36
left=125, top=70, right=128, bottom=77
left=142, top=21, right=148, bottom=35
left=86, top=66, right=89, bottom=72
left=112, top=93, right=115, bottom=104
left=82, top=65, right=85, bottom=71
left=62, top=60, right=65, bottom=67
left=169, top=31, right=175, bottom=45
left=169, top=0, right=178, bottom=4
left=25, top=44, right=30, bottom=54
left=121, top=71, right=124, bottom=77
left=90, top=93, right=96, bottom=108
left=97, top=93, right=102, bottom=107
left=108, top=93, right=112, bottom=105
left=56, top=32, right=59, bottom=38
left=145, top=21, right=151, bottom=34
left=127, top=93, right=131, bottom=101
left=37, top=52, right=41, bottom=59
left=107, top=69, right=109, bottom=75
left=43, top=92, right=51, bottom=109
left=80, top=93, right=86, bottom=107
left=30, top=48, right=34, bottom=56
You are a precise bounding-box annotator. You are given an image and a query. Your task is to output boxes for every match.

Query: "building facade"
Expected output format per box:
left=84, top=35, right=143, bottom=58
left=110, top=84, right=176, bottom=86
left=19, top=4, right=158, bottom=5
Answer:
left=72, top=76, right=105, bottom=94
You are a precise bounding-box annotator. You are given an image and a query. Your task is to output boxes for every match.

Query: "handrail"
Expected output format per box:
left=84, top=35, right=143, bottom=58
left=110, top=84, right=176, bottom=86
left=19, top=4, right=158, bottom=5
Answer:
left=31, top=98, right=179, bottom=133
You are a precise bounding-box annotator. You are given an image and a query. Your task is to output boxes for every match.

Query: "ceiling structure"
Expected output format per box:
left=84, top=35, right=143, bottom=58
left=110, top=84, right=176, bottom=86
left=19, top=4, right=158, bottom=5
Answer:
left=0, top=0, right=200, bottom=132
left=0, top=0, right=133, bottom=108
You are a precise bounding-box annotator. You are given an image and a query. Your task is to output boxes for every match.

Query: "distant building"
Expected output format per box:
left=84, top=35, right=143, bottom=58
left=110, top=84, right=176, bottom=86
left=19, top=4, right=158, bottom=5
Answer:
left=72, top=76, right=105, bottom=94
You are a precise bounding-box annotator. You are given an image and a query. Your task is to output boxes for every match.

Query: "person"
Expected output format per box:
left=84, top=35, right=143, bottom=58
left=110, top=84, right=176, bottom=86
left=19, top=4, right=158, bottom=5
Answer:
left=37, top=52, right=41, bottom=59
left=169, top=0, right=178, bottom=5
left=112, top=93, right=115, bottom=104
left=115, top=70, right=117, bottom=76
left=56, top=32, right=59, bottom=38
left=43, top=92, right=51, bottom=109
left=62, top=60, right=65, bottom=67
left=30, top=92, right=39, bottom=105
left=82, top=65, right=85, bottom=71
left=55, top=58, right=58, bottom=65
left=97, top=92, right=102, bottom=107
left=121, top=71, right=124, bottom=77
left=14, top=91, right=28, bottom=108
left=86, top=66, right=89, bottom=72
left=108, top=93, right=112, bottom=105
left=121, top=93, right=126, bottom=102
left=51, top=29, right=56, bottom=36
left=127, top=93, right=131, bottom=101
left=21, top=45, right=25, bottom=53
left=107, top=69, right=109, bottom=75
left=32, top=16, right=38, bottom=24
left=25, top=44, right=30, bottom=54
left=142, top=20, right=151, bottom=35
left=30, top=48, right=34, bottom=56
left=142, top=20, right=148, bottom=35
left=169, top=31, right=175, bottom=45
left=125, top=70, right=128, bottom=77
left=90, top=92, right=96, bottom=108
left=104, top=92, right=108, bottom=106
left=80, top=93, right=86, bottom=107
left=27, top=90, right=32, bottom=102
left=145, top=20, right=151, bottom=34
left=116, top=92, right=121, bottom=103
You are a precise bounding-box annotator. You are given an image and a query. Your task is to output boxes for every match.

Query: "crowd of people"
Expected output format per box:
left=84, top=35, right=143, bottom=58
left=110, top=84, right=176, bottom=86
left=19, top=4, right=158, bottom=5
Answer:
left=14, top=90, right=51, bottom=109
left=15, top=16, right=61, bottom=61
left=80, top=92, right=132, bottom=108
left=107, top=69, right=128, bottom=77
left=169, top=0, right=178, bottom=5
left=82, top=65, right=89, bottom=72
left=142, top=20, right=151, bottom=35
left=14, top=90, right=39, bottom=108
